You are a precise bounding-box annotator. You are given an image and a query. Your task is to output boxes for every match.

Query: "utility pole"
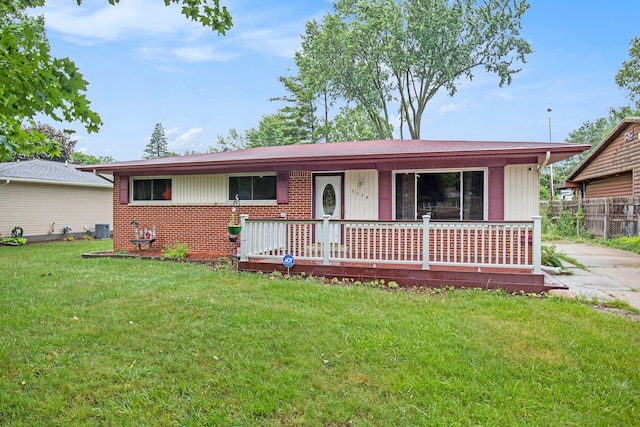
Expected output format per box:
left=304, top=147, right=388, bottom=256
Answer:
left=547, top=108, right=553, bottom=199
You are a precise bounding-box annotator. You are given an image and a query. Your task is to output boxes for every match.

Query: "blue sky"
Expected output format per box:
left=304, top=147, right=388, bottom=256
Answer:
left=38, top=0, right=639, bottom=161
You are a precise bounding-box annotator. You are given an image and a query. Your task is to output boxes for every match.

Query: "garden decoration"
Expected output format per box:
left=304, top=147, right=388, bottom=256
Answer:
left=129, top=220, right=157, bottom=251
left=1, top=226, right=27, bottom=245
left=228, top=194, right=242, bottom=240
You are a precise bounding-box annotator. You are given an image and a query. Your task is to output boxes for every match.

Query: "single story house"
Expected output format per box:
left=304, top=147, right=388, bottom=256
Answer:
left=82, top=139, right=587, bottom=291
left=563, top=117, right=640, bottom=198
left=0, top=159, right=113, bottom=241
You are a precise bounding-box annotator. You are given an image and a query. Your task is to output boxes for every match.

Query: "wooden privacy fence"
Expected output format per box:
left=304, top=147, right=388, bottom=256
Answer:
left=542, top=197, right=640, bottom=239
left=239, top=214, right=542, bottom=273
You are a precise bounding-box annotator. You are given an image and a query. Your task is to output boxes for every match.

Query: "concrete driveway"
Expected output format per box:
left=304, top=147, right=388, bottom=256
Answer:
left=547, top=242, right=640, bottom=310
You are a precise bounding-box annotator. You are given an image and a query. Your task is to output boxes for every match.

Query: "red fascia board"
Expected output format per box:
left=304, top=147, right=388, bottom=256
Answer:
left=81, top=143, right=589, bottom=176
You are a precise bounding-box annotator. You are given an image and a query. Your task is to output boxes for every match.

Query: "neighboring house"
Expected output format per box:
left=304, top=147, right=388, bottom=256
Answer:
left=81, top=139, right=585, bottom=258
left=564, top=117, right=640, bottom=198
left=0, top=159, right=113, bottom=241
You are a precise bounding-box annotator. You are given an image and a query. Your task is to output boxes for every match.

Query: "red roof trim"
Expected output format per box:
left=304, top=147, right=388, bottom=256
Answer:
left=79, top=139, right=589, bottom=175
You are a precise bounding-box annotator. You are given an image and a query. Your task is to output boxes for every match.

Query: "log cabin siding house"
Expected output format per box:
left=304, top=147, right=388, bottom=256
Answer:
left=82, top=139, right=587, bottom=290
left=565, top=117, right=640, bottom=198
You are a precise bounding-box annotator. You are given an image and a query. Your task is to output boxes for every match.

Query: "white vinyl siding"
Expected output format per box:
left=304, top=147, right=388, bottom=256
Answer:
left=504, top=164, right=539, bottom=220
left=0, top=181, right=112, bottom=237
left=172, top=174, right=227, bottom=204
left=345, top=170, right=378, bottom=220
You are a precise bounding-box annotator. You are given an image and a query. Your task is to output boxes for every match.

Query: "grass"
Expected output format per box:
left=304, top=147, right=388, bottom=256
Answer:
left=602, top=236, right=640, bottom=255
left=1, top=240, right=640, bottom=426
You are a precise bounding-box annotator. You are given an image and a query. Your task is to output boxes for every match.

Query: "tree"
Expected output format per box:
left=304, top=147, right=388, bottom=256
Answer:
left=71, top=152, right=114, bottom=165
left=14, top=122, right=78, bottom=162
left=1, top=1, right=232, bottom=160
left=245, top=112, right=304, bottom=148
left=297, top=0, right=531, bottom=139
left=270, top=75, right=325, bottom=143
left=213, top=128, right=248, bottom=152
left=143, top=123, right=170, bottom=158
left=328, top=105, right=385, bottom=142
left=0, top=122, right=78, bottom=162
left=1, top=1, right=101, bottom=159
left=615, top=37, right=640, bottom=109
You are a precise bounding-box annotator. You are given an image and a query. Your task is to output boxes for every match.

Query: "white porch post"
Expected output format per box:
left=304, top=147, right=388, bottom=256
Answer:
left=422, top=214, right=431, bottom=270
left=239, top=214, right=249, bottom=261
left=532, top=215, right=542, bottom=274
left=322, top=214, right=331, bottom=265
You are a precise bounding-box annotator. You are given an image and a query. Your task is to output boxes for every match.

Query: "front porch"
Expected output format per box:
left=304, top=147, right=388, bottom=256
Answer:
left=237, top=215, right=562, bottom=293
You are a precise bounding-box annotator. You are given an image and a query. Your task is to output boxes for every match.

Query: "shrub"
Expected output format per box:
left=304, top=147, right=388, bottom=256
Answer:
left=1, top=237, right=27, bottom=245
left=162, top=241, right=190, bottom=259
left=541, top=245, right=562, bottom=267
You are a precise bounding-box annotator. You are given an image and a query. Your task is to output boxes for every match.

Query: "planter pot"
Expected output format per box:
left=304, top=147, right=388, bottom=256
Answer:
left=228, top=225, right=242, bottom=235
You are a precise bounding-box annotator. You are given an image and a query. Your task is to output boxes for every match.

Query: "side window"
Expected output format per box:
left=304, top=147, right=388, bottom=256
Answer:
left=229, top=175, right=276, bottom=200
left=132, top=178, right=172, bottom=201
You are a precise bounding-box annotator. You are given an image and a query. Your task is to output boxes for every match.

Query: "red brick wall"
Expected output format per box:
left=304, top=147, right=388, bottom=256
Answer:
left=113, top=171, right=312, bottom=255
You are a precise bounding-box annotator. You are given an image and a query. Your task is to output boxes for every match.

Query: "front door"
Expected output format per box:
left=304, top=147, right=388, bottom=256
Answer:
left=314, top=174, right=343, bottom=243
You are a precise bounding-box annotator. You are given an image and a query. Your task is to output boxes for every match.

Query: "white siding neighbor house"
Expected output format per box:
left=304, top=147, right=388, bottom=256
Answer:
left=0, top=160, right=113, bottom=241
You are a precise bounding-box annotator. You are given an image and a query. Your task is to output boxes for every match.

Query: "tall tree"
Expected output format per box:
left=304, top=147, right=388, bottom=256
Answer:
left=1, top=1, right=232, bottom=160
left=143, top=123, right=170, bottom=158
left=328, top=105, right=385, bottom=142
left=245, top=112, right=305, bottom=148
left=213, top=128, right=248, bottom=152
left=1, top=1, right=101, bottom=160
left=11, top=123, right=78, bottom=162
left=297, top=0, right=531, bottom=140
left=615, top=37, right=640, bottom=109
left=270, top=75, right=325, bottom=143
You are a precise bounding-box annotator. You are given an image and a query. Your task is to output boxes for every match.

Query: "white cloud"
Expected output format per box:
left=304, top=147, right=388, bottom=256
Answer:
left=174, top=46, right=239, bottom=63
left=234, top=28, right=302, bottom=58
left=169, top=128, right=204, bottom=151
left=438, top=99, right=470, bottom=115
left=41, top=0, right=190, bottom=44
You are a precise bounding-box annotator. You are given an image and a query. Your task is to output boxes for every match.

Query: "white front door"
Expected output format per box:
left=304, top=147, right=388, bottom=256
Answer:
left=315, top=175, right=342, bottom=243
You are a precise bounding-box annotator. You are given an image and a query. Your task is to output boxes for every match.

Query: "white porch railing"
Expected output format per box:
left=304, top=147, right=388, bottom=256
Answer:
left=239, top=214, right=542, bottom=274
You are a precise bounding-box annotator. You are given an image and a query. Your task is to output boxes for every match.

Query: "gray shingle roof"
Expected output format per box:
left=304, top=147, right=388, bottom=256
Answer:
left=0, top=159, right=112, bottom=186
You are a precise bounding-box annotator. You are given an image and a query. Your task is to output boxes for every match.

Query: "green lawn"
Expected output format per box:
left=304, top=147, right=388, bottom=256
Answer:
left=1, top=240, right=639, bottom=426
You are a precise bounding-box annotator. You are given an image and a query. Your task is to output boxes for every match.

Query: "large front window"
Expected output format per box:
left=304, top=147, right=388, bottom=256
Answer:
left=229, top=175, right=277, bottom=200
left=132, top=178, right=172, bottom=201
left=395, top=171, right=484, bottom=220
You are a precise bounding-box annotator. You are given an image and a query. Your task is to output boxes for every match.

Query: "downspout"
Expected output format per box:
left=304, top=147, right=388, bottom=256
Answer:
left=0, top=179, right=9, bottom=186
left=94, top=170, right=114, bottom=184
left=537, top=151, right=551, bottom=171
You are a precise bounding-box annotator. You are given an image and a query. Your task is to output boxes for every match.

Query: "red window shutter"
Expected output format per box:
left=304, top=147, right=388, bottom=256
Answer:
left=276, top=172, right=289, bottom=203
left=119, top=176, right=129, bottom=204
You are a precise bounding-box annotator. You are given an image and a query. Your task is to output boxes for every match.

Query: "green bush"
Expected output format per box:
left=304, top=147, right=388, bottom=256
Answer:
left=1, top=237, right=27, bottom=245
left=162, top=241, right=190, bottom=259
left=541, top=244, right=562, bottom=267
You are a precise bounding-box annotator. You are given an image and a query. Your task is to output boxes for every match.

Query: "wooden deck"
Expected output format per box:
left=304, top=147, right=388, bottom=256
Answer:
left=238, top=258, right=563, bottom=294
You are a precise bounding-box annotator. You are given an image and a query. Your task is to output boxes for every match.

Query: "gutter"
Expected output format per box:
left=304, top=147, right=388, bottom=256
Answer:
left=0, top=177, right=111, bottom=188
left=537, top=151, right=551, bottom=171
left=94, top=170, right=114, bottom=184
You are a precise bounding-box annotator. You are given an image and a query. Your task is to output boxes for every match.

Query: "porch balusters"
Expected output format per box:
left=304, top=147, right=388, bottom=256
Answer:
left=532, top=215, right=542, bottom=274
left=240, top=215, right=542, bottom=274
left=422, top=214, right=431, bottom=270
